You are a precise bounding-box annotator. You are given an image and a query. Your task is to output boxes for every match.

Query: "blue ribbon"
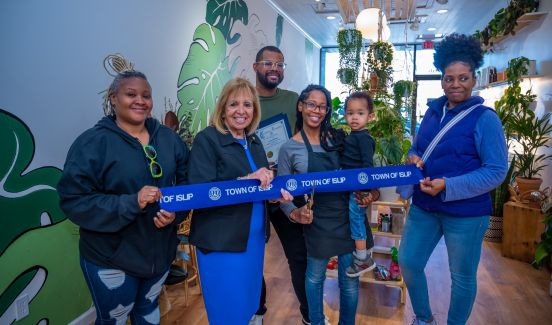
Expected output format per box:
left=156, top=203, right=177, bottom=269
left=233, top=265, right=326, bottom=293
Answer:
left=160, top=164, right=422, bottom=212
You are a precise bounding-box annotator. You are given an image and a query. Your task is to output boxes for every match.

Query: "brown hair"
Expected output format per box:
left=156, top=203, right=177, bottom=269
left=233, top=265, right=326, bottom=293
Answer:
left=210, top=77, right=261, bottom=135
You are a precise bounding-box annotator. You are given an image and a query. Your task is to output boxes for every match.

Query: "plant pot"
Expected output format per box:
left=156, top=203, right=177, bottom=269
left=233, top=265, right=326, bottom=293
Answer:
left=338, top=68, right=356, bottom=85
left=515, top=176, right=543, bottom=196
left=484, top=215, right=503, bottom=242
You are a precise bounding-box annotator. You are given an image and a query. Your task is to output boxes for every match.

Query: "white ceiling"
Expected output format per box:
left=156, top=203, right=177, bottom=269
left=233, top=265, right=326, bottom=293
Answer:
left=270, top=0, right=508, bottom=47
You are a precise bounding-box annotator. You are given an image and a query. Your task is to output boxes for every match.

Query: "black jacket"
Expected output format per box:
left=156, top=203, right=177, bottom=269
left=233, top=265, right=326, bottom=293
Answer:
left=57, top=116, right=189, bottom=277
left=188, top=126, right=270, bottom=252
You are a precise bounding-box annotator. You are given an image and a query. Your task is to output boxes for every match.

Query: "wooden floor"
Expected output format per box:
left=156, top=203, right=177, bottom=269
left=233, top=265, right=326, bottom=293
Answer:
left=161, top=227, right=552, bottom=324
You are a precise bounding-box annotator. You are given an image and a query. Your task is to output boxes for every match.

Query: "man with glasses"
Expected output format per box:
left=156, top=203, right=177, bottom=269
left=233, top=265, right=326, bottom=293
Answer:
left=250, top=46, right=310, bottom=325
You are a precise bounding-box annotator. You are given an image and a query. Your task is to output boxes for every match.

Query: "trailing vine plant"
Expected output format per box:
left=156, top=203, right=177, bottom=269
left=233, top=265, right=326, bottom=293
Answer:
left=366, top=41, right=394, bottom=96
left=474, top=0, right=539, bottom=50
left=337, top=29, right=363, bottom=89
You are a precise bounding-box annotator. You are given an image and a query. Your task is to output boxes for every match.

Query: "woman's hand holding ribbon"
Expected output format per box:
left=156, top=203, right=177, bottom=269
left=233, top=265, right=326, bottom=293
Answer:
left=138, top=185, right=161, bottom=209
left=247, top=167, right=274, bottom=189
left=419, top=177, right=445, bottom=196
left=154, top=209, right=175, bottom=228
left=407, top=154, right=424, bottom=170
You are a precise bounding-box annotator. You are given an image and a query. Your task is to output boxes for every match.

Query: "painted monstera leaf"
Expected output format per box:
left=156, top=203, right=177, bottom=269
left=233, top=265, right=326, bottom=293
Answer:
left=177, top=24, right=236, bottom=134
left=206, top=0, right=249, bottom=44
left=0, top=109, right=89, bottom=323
left=227, top=14, right=268, bottom=77
left=0, top=109, right=65, bottom=255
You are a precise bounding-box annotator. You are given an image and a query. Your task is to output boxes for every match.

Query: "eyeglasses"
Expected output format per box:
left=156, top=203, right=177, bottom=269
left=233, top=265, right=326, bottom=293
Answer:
left=302, top=100, right=329, bottom=113
left=142, top=145, right=163, bottom=178
left=256, top=60, right=287, bottom=70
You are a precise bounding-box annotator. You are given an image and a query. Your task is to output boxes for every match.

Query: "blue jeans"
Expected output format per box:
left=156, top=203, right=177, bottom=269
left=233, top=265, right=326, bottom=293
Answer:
left=349, top=192, right=366, bottom=241
left=349, top=193, right=374, bottom=249
left=80, top=257, right=169, bottom=325
left=305, top=253, right=359, bottom=325
left=398, top=205, right=489, bottom=325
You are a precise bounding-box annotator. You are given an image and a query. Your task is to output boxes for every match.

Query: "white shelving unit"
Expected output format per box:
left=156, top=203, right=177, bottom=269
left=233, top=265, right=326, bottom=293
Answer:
left=326, top=198, right=409, bottom=304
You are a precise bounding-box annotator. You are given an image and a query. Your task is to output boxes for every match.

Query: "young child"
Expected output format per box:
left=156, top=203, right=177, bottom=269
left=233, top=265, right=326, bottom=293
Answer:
left=341, top=91, right=379, bottom=277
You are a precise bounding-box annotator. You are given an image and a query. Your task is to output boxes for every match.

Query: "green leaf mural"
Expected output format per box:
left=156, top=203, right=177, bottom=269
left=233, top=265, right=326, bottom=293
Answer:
left=276, top=14, right=283, bottom=47
left=177, top=23, right=237, bottom=134
left=206, top=0, right=249, bottom=44
left=0, top=109, right=90, bottom=323
left=0, top=110, right=65, bottom=254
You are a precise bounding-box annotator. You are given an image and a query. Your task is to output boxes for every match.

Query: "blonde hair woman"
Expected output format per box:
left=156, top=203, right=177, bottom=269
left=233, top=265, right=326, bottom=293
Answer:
left=188, top=77, right=291, bottom=325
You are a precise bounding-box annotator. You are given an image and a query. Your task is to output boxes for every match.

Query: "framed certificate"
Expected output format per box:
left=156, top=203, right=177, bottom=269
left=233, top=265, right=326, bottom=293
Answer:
left=255, top=113, right=292, bottom=167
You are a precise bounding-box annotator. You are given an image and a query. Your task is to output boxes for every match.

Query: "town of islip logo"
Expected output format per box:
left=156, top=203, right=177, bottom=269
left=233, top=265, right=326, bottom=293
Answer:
left=358, top=172, right=368, bottom=185
left=286, top=179, right=298, bottom=191
left=208, top=187, right=222, bottom=200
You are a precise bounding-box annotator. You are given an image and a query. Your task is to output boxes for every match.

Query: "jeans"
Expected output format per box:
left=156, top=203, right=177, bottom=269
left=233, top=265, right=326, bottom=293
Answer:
left=398, top=205, right=489, bottom=325
left=80, top=256, right=169, bottom=325
left=257, top=206, right=309, bottom=321
left=348, top=193, right=374, bottom=249
left=305, top=253, right=359, bottom=325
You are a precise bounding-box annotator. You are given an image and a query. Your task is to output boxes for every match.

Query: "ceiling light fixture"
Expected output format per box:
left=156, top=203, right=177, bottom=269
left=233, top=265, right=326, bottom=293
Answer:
left=437, top=9, right=448, bottom=14
left=427, top=27, right=436, bottom=31
left=356, top=8, right=391, bottom=41
left=326, top=15, right=336, bottom=20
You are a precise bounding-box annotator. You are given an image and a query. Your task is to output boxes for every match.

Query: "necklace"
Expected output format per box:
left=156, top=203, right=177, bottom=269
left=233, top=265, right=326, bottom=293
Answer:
left=242, top=137, right=248, bottom=150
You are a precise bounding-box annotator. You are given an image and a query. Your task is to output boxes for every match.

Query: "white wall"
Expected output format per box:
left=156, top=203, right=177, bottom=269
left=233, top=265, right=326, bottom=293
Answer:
left=0, top=0, right=319, bottom=170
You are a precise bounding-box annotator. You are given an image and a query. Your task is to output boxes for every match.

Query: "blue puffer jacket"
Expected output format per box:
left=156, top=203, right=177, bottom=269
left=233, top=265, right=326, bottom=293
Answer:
left=413, top=96, right=492, bottom=217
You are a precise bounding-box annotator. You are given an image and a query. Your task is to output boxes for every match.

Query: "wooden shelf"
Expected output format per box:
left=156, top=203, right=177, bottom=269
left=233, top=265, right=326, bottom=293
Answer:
left=326, top=260, right=406, bottom=303
left=482, top=12, right=548, bottom=51
left=473, top=74, right=542, bottom=91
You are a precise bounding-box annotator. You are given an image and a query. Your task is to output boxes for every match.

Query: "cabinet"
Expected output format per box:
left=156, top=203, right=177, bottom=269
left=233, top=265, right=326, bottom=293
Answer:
left=502, top=201, right=545, bottom=263
left=326, top=198, right=409, bottom=304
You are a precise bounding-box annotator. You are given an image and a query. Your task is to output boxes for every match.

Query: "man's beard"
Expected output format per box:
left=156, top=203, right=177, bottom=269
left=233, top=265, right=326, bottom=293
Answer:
left=257, top=70, right=283, bottom=89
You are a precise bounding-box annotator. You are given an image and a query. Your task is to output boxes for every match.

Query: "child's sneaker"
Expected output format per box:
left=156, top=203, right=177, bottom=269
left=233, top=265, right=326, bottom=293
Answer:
left=346, top=252, right=376, bottom=277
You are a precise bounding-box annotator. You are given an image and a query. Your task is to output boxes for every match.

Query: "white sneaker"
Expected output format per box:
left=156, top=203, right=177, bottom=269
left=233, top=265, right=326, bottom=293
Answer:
left=249, top=314, right=263, bottom=325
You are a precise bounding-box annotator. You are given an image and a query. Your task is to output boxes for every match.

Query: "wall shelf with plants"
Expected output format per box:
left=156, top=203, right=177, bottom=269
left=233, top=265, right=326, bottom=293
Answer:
left=482, top=12, right=547, bottom=51
left=474, top=0, right=545, bottom=52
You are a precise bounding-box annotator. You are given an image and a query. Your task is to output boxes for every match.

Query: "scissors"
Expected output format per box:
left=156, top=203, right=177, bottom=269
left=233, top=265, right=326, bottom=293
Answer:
left=304, top=187, right=315, bottom=211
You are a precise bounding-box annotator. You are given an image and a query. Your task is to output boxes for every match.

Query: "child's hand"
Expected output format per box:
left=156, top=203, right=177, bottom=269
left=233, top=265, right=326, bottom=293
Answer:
left=354, top=189, right=380, bottom=208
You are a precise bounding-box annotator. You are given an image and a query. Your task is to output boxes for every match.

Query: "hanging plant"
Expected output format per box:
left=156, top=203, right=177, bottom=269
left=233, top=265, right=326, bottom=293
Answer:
left=337, top=29, right=363, bottom=88
left=366, top=41, right=394, bottom=97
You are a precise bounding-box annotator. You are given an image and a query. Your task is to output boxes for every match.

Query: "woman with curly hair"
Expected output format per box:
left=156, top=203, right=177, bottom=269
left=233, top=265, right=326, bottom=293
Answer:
left=398, top=34, right=508, bottom=325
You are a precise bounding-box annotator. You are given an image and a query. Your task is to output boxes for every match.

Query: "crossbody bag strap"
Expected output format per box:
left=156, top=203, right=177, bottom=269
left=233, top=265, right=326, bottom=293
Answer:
left=421, top=103, right=481, bottom=162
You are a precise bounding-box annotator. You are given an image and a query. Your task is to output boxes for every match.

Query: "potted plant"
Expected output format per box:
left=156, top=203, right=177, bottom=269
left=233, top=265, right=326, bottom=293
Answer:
left=485, top=57, right=534, bottom=241
left=337, top=29, right=363, bottom=89
left=510, top=110, right=552, bottom=197
left=365, top=41, right=394, bottom=95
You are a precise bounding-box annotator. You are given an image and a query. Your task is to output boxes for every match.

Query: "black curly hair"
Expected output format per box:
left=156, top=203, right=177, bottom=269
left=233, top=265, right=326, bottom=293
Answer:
left=433, top=33, right=483, bottom=76
left=295, top=84, right=345, bottom=152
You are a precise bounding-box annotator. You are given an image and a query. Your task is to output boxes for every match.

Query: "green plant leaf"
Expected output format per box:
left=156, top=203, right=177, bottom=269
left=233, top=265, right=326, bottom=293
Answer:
left=177, top=24, right=236, bottom=134
left=206, top=0, right=249, bottom=44
left=0, top=110, right=66, bottom=255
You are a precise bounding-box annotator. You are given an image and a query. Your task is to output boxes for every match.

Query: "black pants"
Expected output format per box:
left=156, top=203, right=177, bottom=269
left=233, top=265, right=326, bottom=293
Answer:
left=256, top=205, right=309, bottom=321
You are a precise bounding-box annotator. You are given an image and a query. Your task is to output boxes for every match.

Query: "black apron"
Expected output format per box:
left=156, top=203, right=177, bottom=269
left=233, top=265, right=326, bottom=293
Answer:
left=295, top=130, right=354, bottom=259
